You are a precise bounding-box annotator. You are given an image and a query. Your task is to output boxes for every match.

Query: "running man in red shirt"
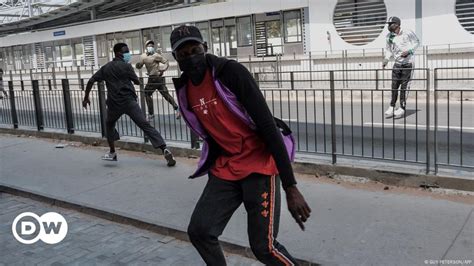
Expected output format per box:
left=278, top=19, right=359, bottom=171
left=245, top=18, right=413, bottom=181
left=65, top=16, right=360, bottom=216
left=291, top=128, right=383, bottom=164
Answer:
left=171, top=25, right=311, bottom=265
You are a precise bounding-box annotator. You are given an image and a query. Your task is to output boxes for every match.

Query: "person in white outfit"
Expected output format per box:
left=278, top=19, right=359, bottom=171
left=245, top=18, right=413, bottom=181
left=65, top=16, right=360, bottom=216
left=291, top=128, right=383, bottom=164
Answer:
left=383, top=16, right=420, bottom=119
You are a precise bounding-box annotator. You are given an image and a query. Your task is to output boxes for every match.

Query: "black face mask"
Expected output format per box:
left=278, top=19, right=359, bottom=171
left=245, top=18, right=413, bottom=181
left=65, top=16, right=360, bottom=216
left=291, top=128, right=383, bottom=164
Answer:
left=178, top=53, right=207, bottom=86
left=388, top=23, right=399, bottom=33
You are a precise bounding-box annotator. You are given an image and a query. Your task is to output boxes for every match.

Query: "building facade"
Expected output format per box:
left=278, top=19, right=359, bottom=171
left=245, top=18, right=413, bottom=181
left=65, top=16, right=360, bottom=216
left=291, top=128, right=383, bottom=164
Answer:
left=0, top=0, right=472, bottom=70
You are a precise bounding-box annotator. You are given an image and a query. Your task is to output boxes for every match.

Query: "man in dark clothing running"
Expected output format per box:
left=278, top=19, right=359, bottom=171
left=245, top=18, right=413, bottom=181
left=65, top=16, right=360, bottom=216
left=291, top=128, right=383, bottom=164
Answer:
left=171, top=25, right=311, bottom=266
left=82, top=43, right=176, bottom=166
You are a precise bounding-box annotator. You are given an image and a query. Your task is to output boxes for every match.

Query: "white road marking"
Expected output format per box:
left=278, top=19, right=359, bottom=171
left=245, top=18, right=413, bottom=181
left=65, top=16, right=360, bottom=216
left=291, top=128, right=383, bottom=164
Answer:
left=363, top=122, right=474, bottom=131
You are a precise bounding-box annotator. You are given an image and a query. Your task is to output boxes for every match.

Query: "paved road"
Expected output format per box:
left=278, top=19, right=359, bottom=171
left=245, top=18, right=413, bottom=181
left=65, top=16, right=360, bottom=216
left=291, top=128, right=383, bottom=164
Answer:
left=1, top=135, right=473, bottom=266
left=0, top=193, right=261, bottom=265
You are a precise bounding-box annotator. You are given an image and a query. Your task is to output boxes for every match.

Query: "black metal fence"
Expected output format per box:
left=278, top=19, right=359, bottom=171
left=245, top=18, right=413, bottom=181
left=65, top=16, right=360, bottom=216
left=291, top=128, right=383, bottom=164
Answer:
left=0, top=68, right=472, bottom=174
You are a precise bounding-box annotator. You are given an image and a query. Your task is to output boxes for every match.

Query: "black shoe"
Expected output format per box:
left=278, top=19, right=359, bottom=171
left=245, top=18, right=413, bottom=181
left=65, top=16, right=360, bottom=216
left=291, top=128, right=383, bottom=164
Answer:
left=163, top=149, right=176, bottom=167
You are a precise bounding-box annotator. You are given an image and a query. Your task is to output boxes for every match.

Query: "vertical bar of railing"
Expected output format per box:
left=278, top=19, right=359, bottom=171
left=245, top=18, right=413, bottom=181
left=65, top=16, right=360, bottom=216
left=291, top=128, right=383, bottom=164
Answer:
left=8, top=81, right=18, bottom=129
left=375, top=69, right=379, bottom=90
left=330, top=71, right=336, bottom=164
left=62, top=79, right=75, bottom=134
left=77, top=66, right=83, bottom=90
left=426, top=69, right=431, bottom=174
left=97, top=81, right=107, bottom=138
left=290, top=72, right=294, bottom=90
left=52, top=67, right=57, bottom=90
left=309, top=51, right=313, bottom=88
left=460, top=90, right=463, bottom=166
left=138, top=77, right=149, bottom=143
left=32, top=80, right=44, bottom=131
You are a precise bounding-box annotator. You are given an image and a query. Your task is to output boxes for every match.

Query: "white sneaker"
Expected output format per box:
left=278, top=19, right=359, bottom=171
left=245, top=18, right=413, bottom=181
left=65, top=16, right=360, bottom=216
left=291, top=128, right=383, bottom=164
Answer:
left=394, top=108, right=405, bottom=119
left=385, top=106, right=395, bottom=118
left=102, top=152, right=117, bottom=161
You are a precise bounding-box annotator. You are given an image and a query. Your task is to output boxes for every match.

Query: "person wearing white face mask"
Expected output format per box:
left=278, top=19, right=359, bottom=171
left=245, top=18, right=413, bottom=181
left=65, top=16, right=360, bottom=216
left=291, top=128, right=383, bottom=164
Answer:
left=136, top=40, right=180, bottom=120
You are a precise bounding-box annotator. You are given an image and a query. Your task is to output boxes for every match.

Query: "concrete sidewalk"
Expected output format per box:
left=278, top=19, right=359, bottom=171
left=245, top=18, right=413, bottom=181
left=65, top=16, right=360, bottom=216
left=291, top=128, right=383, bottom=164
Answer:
left=0, top=134, right=473, bottom=266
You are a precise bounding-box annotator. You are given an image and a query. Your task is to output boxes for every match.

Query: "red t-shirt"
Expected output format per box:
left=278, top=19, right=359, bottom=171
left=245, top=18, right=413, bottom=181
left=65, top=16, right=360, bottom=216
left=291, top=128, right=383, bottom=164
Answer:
left=187, top=70, right=278, bottom=181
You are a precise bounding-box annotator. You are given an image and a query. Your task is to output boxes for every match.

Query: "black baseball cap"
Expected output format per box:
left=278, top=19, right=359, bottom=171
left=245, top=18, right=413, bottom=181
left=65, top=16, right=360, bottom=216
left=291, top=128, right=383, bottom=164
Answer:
left=387, top=16, right=401, bottom=25
left=170, top=25, right=204, bottom=52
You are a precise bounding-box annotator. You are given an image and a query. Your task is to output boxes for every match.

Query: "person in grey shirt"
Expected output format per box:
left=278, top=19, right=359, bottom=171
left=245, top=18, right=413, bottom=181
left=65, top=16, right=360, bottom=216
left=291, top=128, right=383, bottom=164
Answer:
left=383, top=16, right=420, bottom=119
left=136, top=40, right=180, bottom=120
left=82, top=43, right=176, bottom=166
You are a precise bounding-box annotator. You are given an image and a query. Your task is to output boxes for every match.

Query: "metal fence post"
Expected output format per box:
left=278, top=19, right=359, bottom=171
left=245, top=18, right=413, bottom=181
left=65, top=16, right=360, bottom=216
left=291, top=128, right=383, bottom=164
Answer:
left=8, top=81, right=18, bottom=129
left=425, top=69, right=431, bottom=174
left=138, top=77, right=149, bottom=144
left=52, top=67, right=57, bottom=89
left=433, top=68, right=438, bottom=174
left=290, top=72, right=295, bottom=90
left=309, top=51, right=313, bottom=88
left=97, top=81, right=107, bottom=138
left=77, top=66, right=83, bottom=90
left=48, top=79, right=52, bottom=90
left=191, top=132, right=200, bottom=149
left=375, top=69, right=379, bottom=90
left=32, top=80, right=44, bottom=131
left=330, top=71, right=337, bottom=164
left=19, top=71, right=25, bottom=91
left=254, top=72, right=260, bottom=87
left=61, top=79, right=75, bottom=134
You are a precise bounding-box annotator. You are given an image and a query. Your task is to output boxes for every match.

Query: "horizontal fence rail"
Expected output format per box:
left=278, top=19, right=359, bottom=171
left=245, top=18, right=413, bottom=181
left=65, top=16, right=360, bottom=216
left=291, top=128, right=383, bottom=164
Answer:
left=0, top=68, right=473, bottom=175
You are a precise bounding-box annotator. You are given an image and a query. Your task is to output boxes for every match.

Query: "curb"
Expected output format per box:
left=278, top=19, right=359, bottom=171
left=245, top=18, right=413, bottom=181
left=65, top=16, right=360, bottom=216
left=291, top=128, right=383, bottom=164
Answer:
left=0, top=185, right=319, bottom=266
left=1, top=127, right=473, bottom=192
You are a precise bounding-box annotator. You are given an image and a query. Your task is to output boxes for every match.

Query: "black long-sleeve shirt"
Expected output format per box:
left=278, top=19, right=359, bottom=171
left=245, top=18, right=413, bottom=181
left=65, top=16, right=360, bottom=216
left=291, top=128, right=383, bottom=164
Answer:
left=86, top=58, right=140, bottom=109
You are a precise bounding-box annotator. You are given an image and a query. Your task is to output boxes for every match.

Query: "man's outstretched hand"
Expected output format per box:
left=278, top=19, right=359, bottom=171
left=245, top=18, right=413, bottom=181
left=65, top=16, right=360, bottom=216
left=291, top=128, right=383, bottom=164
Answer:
left=286, top=185, right=311, bottom=231
left=82, top=97, right=90, bottom=109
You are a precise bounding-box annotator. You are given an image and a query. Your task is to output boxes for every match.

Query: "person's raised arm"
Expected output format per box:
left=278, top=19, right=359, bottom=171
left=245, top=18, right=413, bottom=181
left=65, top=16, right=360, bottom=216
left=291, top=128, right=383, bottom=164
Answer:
left=83, top=67, right=104, bottom=109
left=127, top=64, right=140, bottom=85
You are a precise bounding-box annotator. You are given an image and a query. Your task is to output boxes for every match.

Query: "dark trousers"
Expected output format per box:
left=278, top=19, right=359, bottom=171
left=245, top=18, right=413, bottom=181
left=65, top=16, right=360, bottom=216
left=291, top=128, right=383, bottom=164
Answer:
left=106, top=101, right=166, bottom=149
left=390, top=63, right=414, bottom=109
left=145, top=76, right=178, bottom=115
left=188, top=173, right=298, bottom=266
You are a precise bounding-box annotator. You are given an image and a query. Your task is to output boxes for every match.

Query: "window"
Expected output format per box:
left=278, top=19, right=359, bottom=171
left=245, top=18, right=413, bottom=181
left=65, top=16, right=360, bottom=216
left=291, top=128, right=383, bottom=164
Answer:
left=284, top=10, right=302, bottom=43
left=75, top=43, right=84, bottom=66
left=96, top=35, right=107, bottom=58
left=456, top=0, right=474, bottom=34
left=143, top=28, right=161, bottom=49
left=196, top=22, right=210, bottom=45
left=266, top=20, right=283, bottom=55
left=130, top=37, right=141, bottom=54
left=22, top=45, right=31, bottom=65
left=237, top=16, right=252, bottom=46
left=161, top=26, right=172, bottom=52
left=7, top=47, right=14, bottom=65
left=333, top=0, right=387, bottom=46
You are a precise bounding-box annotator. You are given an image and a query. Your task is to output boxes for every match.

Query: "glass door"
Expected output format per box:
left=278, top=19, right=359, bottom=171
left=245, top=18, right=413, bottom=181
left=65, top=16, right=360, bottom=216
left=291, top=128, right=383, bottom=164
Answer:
left=211, top=27, right=225, bottom=57
left=225, top=25, right=237, bottom=57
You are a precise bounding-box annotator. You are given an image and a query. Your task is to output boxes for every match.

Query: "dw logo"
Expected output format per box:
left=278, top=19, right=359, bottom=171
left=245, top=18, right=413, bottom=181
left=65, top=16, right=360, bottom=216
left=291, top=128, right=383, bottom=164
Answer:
left=12, top=212, right=68, bottom=244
